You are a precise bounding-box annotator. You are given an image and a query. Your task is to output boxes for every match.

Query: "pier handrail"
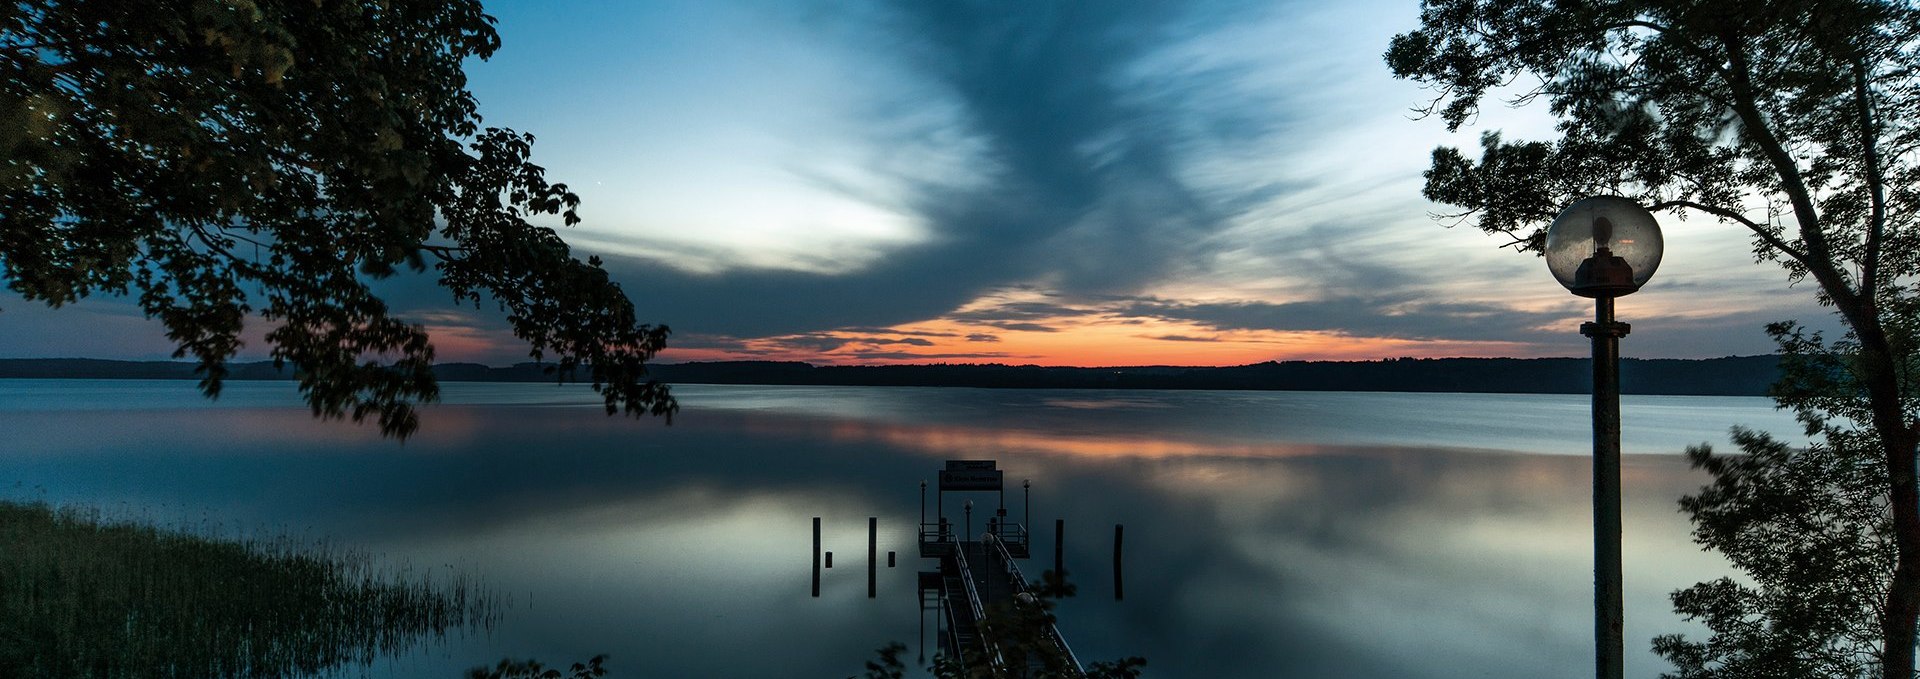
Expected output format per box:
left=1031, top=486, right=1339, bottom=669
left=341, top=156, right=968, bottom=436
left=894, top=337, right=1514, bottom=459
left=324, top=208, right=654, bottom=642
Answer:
left=986, top=531, right=1083, bottom=673
left=998, top=521, right=1029, bottom=552
left=949, top=545, right=1008, bottom=671
left=920, top=520, right=949, bottom=544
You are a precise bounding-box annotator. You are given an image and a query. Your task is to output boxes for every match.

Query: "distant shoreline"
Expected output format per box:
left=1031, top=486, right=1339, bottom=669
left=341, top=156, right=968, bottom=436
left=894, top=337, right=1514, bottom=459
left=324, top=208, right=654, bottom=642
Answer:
left=0, top=355, right=1782, bottom=396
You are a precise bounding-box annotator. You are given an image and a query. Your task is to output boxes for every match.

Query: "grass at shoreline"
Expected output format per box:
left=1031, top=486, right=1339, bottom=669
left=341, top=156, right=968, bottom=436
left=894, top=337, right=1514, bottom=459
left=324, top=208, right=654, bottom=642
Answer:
left=0, top=500, right=497, bottom=678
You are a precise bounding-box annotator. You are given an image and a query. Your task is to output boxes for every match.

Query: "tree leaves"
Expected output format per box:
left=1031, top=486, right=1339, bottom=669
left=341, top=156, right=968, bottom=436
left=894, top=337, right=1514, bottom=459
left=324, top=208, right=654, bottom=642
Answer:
left=0, top=1, right=673, bottom=438
left=1656, top=424, right=1893, bottom=679
left=1390, top=1, right=1920, bottom=675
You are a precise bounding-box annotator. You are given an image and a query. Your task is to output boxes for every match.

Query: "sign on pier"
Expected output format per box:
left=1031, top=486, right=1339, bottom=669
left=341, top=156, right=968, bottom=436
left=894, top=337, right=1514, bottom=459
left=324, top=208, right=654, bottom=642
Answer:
left=939, top=460, right=1002, bottom=491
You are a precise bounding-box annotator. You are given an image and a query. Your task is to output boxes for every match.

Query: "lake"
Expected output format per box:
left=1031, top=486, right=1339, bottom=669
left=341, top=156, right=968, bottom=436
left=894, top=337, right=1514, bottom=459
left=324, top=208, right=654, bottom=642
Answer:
left=0, top=380, right=1807, bottom=678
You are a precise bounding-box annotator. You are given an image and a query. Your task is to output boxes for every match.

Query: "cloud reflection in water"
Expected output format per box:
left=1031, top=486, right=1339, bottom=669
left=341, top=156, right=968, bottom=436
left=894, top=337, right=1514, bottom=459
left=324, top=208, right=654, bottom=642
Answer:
left=0, top=383, right=1755, bottom=678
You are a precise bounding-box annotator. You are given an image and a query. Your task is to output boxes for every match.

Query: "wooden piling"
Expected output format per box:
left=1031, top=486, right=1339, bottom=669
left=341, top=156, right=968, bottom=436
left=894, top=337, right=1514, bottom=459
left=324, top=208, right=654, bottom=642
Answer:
left=812, top=517, right=821, bottom=597
left=868, top=516, right=878, bottom=598
left=1113, top=523, right=1125, bottom=601
left=1054, top=518, right=1065, bottom=588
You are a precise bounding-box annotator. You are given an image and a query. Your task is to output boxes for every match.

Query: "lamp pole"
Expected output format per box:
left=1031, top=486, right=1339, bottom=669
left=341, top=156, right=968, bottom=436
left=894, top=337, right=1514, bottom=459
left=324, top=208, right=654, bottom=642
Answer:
left=1585, top=296, right=1628, bottom=679
left=1543, top=196, right=1662, bottom=679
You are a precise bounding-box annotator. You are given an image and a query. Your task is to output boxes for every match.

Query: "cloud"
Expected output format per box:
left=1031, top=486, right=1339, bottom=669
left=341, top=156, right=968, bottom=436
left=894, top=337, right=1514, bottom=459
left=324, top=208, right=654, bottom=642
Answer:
left=979, top=322, right=1062, bottom=333
left=1146, top=334, right=1221, bottom=342
left=964, top=333, right=1000, bottom=343
left=838, top=350, right=1020, bottom=361
left=1119, top=296, right=1565, bottom=343
left=581, top=0, right=1313, bottom=339
left=836, top=327, right=960, bottom=337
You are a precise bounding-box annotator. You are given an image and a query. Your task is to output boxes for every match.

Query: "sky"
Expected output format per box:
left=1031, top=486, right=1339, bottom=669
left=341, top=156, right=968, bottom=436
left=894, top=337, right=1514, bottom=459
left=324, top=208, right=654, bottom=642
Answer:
left=0, top=0, right=1842, bottom=367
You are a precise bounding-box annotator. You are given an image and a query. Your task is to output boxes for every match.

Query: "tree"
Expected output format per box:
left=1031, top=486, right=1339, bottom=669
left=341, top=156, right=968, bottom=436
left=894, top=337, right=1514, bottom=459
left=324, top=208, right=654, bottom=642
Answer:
left=1654, top=324, right=1901, bottom=678
left=1, top=0, right=675, bottom=438
left=1387, top=0, right=1920, bottom=675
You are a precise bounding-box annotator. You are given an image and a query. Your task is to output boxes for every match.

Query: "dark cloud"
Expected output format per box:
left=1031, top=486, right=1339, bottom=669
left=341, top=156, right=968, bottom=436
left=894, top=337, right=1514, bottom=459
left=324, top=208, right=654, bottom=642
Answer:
left=964, top=333, right=1000, bottom=343
left=836, top=327, right=960, bottom=337
left=978, top=322, right=1060, bottom=333
left=584, top=0, right=1303, bottom=339
left=839, top=350, right=1019, bottom=361
left=671, top=334, right=753, bottom=351
left=756, top=333, right=858, bottom=354
left=1146, top=334, right=1220, bottom=342
left=946, top=301, right=1081, bottom=322
left=1119, top=296, right=1563, bottom=343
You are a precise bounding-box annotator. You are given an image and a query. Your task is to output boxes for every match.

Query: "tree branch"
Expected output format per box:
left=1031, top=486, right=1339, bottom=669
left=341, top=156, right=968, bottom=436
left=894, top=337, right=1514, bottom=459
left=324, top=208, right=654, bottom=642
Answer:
left=1719, top=34, right=1858, bottom=301
left=416, top=244, right=470, bottom=262
left=1852, top=57, right=1889, bottom=302
left=1648, top=199, right=1813, bottom=265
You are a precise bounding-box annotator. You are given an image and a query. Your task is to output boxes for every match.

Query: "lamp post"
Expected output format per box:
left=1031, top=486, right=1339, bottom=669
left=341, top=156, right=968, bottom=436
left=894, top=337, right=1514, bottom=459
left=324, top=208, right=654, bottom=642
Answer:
left=1544, top=196, right=1663, bottom=679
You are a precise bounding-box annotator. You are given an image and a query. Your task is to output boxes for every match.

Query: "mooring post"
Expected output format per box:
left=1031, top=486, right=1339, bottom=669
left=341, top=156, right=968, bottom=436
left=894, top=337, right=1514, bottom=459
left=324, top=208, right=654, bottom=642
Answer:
left=826, top=551, right=833, bottom=568
left=868, top=516, right=878, bottom=598
left=1113, top=523, right=1125, bottom=601
left=888, top=551, right=896, bottom=568
left=812, top=516, right=821, bottom=597
left=1054, top=518, right=1065, bottom=595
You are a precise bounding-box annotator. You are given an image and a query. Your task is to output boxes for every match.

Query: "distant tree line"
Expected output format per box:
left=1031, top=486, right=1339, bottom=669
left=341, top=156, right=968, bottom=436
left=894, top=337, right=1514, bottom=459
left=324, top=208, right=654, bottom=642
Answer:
left=0, top=355, right=1783, bottom=396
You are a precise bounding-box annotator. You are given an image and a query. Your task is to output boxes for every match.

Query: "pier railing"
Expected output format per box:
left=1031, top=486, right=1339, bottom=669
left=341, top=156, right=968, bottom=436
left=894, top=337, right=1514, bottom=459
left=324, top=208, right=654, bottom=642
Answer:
left=923, top=520, right=1031, bottom=557
left=985, top=531, right=1082, bottom=673
left=949, top=543, right=1008, bottom=672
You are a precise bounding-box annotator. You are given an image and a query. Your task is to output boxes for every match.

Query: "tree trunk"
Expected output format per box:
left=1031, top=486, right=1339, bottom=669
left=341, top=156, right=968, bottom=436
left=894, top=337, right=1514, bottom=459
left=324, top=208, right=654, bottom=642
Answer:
left=1843, top=309, right=1920, bottom=679
left=1877, top=379, right=1920, bottom=679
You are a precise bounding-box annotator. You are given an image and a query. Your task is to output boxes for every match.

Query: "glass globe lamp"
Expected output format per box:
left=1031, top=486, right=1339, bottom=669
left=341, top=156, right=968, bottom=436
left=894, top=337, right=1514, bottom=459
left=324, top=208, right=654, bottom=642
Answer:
left=1544, top=196, right=1664, bottom=298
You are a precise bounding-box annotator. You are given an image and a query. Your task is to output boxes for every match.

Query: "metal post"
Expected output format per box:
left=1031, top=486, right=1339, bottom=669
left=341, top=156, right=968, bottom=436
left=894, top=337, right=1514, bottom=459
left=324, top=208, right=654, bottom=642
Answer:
left=868, top=517, right=878, bottom=599
left=1024, top=480, right=1031, bottom=533
left=1582, top=296, right=1628, bottom=679
left=1113, top=523, right=1125, bottom=602
left=812, top=517, right=821, bottom=597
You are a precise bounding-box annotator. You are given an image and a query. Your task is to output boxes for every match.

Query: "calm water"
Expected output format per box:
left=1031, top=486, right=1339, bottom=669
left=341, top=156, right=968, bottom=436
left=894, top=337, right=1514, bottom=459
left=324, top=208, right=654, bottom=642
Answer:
left=0, top=380, right=1807, bottom=678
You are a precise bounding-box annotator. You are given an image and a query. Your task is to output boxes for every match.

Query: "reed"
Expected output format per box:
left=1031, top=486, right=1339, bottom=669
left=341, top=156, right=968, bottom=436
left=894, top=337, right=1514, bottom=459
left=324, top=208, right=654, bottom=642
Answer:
left=0, top=500, right=498, bottom=678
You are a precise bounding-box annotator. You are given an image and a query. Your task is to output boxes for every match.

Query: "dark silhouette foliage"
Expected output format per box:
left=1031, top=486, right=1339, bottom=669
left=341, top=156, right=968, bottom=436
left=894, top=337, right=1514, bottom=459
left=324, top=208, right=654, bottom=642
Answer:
left=1657, top=427, right=1892, bottom=678
left=1, top=0, right=673, bottom=438
left=466, top=654, right=608, bottom=679
left=1389, top=1, right=1920, bottom=674
left=1656, top=319, right=1920, bottom=678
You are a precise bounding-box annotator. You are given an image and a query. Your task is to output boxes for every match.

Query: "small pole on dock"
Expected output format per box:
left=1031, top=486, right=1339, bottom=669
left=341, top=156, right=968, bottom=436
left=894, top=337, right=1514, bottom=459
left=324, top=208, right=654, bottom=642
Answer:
left=868, top=516, right=878, bottom=598
left=812, top=517, right=821, bottom=597
left=1113, top=523, right=1125, bottom=601
left=1023, top=480, right=1031, bottom=533
left=1054, top=518, right=1065, bottom=594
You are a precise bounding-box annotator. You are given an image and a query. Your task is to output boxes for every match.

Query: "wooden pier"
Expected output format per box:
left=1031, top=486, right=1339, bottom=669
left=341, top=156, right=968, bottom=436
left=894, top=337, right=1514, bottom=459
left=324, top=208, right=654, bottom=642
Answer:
left=918, top=461, right=1081, bottom=677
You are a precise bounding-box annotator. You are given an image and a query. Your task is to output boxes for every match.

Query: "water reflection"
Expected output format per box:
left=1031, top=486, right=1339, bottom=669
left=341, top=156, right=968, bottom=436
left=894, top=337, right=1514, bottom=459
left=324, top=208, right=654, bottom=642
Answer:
left=0, top=382, right=1772, bottom=678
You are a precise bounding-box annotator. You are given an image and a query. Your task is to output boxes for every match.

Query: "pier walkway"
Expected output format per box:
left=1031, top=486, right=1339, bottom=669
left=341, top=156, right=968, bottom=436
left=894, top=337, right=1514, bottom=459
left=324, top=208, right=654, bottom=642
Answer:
left=918, top=460, right=1081, bottom=677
